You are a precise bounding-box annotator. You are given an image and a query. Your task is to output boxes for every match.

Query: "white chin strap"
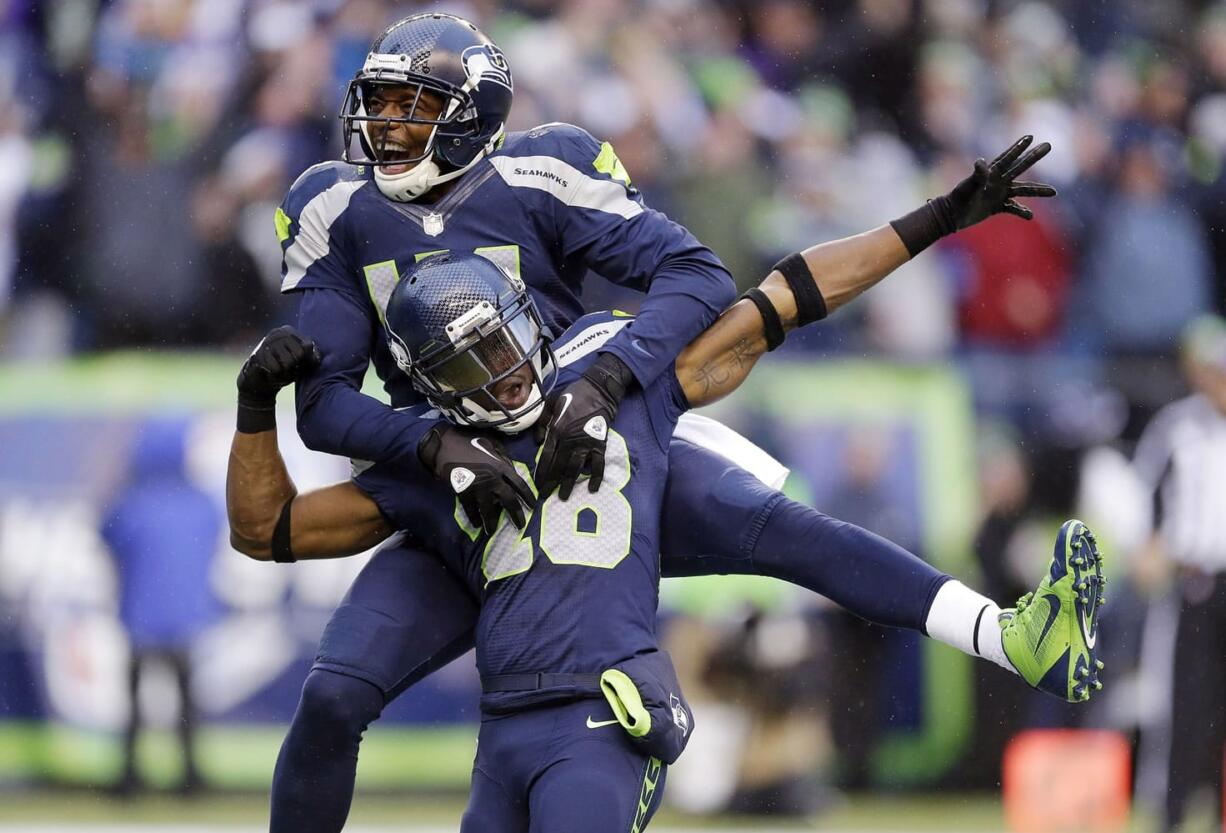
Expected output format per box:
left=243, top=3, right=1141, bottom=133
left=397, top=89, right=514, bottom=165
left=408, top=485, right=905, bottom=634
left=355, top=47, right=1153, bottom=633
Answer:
left=372, top=127, right=504, bottom=203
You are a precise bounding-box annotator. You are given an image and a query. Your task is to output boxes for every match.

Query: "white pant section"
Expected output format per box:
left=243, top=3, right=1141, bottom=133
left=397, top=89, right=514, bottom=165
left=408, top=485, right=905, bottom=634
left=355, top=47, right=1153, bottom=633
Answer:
left=673, top=412, right=790, bottom=490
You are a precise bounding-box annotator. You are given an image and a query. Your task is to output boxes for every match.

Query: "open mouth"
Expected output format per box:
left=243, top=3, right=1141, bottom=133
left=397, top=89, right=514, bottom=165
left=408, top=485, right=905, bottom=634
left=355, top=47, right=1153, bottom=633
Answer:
left=377, top=144, right=420, bottom=174
left=490, top=370, right=532, bottom=411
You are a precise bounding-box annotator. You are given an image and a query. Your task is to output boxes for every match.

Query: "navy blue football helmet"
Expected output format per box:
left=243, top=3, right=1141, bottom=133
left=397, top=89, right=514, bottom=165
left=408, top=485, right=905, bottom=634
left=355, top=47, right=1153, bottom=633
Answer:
left=385, top=253, right=555, bottom=433
left=339, top=13, right=512, bottom=201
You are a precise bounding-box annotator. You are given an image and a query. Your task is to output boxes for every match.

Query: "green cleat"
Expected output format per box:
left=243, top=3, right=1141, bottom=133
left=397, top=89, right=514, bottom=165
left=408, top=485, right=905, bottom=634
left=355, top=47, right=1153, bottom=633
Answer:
left=1000, top=519, right=1105, bottom=702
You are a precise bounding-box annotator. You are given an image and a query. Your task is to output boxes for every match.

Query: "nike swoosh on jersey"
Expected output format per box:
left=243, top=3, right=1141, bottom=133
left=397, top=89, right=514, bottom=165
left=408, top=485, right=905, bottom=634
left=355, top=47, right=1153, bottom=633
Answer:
left=586, top=717, right=620, bottom=729
left=470, top=437, right=499, bottom=461
left=1035, top=594, right=1061, bottom=650
left=631, top=339, right=652, bottom=357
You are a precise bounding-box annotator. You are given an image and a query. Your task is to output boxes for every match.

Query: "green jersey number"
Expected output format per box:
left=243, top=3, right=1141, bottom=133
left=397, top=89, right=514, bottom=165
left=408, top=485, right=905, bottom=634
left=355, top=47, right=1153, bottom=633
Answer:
left=456, top=430, right=634, bottom=583
left=362, top=245, right=522, bottom=326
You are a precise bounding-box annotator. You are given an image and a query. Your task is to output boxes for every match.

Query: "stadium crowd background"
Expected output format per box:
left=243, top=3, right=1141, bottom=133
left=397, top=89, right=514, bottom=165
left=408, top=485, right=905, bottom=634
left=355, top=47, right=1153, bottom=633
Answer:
left=2, top=0, right=1226, bottom=826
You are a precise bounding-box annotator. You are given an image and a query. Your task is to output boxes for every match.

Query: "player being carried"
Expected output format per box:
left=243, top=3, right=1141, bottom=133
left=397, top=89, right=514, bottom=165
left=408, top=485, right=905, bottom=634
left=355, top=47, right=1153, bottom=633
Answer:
left=229, top=250, right=1104, bottom=833
left=250, top=11, right=1104, bottom=832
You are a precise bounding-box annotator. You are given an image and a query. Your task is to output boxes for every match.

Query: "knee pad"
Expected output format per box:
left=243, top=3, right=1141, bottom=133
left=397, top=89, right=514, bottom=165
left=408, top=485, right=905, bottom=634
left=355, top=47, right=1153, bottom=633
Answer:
left=295, top=669, right=385, bottom=738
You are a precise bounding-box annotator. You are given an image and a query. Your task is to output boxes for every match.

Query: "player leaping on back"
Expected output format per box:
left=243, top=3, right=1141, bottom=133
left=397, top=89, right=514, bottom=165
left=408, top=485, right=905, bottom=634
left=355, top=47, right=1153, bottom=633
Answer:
left=253, top=11, right=1103, bottom=833
left=229, top=248, right=1105, bottom=831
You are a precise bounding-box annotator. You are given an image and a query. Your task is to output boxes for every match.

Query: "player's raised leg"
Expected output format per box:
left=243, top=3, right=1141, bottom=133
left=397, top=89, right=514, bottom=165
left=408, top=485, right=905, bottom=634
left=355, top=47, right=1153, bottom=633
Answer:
left=660, top=438, right=950, bottom=630
left=271, top=536, right=479, bottom=833
left=659, top=439, right=1106, bottom=702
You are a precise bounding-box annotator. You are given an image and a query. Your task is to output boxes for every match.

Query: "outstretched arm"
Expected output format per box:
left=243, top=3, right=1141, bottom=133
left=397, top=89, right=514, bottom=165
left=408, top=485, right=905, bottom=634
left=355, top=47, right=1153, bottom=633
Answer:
left=226, top=327, right=392, bottom=561
left=677, top=136, right=1055, bottom=407
left=675, top=226, right=906, bottom=406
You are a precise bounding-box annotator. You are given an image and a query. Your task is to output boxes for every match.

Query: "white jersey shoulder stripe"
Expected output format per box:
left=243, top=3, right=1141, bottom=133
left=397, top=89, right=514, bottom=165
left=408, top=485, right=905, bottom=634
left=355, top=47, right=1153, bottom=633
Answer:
left=554, top=318, right=631, bottom=368
left=281, top=180, right=366, bottom=292
left=488, top=155, right=643, bottom=220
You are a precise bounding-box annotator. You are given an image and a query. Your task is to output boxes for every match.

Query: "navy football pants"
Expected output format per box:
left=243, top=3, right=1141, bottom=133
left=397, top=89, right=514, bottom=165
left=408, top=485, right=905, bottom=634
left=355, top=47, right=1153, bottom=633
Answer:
left=270, top=439, right=948, bottom=833
left=461, top=699, right=666, bottom=833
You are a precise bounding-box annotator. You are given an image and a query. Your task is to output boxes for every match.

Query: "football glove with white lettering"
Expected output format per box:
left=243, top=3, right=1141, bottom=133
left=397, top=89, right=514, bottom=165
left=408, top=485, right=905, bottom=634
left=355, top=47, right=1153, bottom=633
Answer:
left=418, top=424, right=534, bottom=535
left=535, top=352, right=635, bottom=500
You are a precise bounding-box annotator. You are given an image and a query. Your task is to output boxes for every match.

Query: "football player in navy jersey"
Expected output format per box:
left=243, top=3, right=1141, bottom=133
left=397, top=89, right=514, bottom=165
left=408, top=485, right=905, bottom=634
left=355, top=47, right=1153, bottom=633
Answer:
left=246, top=252, right=705, bottom=831
left=254, top=11, right=1102, bottom=833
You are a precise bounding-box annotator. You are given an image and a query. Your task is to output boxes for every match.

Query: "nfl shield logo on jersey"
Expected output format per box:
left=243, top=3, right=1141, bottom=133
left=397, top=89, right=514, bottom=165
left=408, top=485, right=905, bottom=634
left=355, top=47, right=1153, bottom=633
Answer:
left=423, top=212, right=445, bottom=237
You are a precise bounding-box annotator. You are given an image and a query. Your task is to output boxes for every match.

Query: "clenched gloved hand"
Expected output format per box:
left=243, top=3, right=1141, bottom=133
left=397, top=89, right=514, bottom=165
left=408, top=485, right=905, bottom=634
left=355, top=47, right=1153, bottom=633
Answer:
left=534, top=352, right=635, bottom=500
left=236, top=326, right=321, bottom=433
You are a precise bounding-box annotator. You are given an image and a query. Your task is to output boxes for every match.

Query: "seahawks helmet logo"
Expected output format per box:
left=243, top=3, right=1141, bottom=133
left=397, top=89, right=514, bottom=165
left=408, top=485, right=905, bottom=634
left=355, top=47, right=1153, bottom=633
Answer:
left=461, top=44, right=513, bottom=92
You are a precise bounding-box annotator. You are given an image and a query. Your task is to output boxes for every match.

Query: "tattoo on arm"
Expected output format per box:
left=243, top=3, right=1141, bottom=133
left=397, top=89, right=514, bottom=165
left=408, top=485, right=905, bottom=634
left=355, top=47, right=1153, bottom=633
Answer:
left=730, top=336, right=762, bottom=367
left=692, top=336, right=764, bottom=399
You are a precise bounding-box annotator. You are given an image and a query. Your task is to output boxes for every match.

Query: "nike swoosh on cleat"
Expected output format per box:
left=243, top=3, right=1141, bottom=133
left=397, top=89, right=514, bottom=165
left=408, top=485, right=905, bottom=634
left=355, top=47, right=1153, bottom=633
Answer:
left=1035, top=594, right=1061, bottom=651
left=586, top=717, right=619, bottom=729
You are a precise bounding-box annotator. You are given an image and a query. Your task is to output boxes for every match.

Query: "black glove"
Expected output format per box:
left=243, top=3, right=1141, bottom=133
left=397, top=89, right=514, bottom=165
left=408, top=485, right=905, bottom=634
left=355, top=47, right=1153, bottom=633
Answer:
left=418, top=423, right=534, bottom=535
left=891, top=135, right=1057, bottom=256
left=534, top=352, right=634, bottom=500
left=236, top=326, right=321, bottom=433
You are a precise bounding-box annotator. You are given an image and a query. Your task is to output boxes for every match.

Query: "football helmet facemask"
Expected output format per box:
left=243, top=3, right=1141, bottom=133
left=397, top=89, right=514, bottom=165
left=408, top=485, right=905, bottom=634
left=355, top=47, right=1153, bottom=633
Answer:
left=339, top=13, right=513, bottom=202
left=385, top=253, right=555, bottom=434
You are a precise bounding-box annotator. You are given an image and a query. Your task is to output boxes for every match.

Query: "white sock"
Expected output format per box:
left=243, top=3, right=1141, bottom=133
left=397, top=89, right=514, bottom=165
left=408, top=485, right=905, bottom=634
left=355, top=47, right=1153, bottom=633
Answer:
left=924, top=580, right=1016, bottom=674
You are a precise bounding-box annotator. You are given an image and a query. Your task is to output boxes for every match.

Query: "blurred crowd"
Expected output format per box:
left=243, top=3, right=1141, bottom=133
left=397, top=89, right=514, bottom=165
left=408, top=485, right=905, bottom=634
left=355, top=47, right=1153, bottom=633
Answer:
left=0, top=0, right=1223, bottom=369
left=5, top=0, right=1226, bottom=823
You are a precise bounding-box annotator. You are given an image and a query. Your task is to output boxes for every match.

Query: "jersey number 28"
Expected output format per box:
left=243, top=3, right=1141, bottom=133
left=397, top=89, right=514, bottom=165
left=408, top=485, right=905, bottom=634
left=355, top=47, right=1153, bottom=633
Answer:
left=455, top=431, right=633, bottom=583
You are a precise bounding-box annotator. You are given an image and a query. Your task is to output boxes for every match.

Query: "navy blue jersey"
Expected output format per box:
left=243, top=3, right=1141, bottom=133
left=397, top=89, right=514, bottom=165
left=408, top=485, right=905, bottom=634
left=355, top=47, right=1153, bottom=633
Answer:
left=279, top=123, right=734, bottom=470
left=352, top=312, right=689, bottom=713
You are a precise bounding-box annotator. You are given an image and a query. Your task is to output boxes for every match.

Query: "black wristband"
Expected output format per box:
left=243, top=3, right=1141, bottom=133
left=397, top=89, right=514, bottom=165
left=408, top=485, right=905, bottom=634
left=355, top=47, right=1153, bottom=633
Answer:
left=418, top=424, right=444, bottom=471
left=741, top=287, right=785, bottom=351
left=236, top=401, right=276, bottom=434
left=772, top=253, right=827, bottom=326
left=888, top=197, right=957, bottom=258
left=589, top=352, right=635, bottom=400
left=272, top=498, right=296, bottom=563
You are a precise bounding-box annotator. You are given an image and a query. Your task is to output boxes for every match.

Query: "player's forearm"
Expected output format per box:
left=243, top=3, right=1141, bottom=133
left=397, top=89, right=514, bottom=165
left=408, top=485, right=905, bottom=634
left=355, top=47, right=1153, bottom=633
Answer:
left=799, top=224, right=911, bottom=315
left=675, top=229, right=907, bottom=405
left=227, top=430, right=297, bottom=559
left=675, top=299, right=770, bottom=407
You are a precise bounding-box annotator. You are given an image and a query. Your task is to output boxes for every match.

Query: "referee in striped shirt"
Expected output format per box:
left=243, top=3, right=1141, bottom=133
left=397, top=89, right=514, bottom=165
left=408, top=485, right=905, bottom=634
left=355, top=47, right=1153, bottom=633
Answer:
left=1133, top=314, right=1226, bottom=832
